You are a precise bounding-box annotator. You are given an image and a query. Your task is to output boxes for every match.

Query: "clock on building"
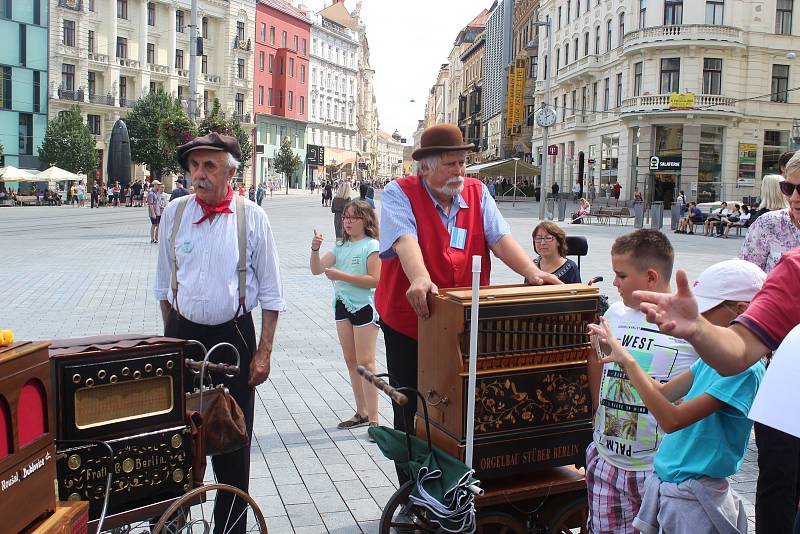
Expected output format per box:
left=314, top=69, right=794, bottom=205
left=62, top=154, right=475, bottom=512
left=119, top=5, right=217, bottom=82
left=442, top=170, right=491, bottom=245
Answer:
left=535, top=107, right=557, bottom=128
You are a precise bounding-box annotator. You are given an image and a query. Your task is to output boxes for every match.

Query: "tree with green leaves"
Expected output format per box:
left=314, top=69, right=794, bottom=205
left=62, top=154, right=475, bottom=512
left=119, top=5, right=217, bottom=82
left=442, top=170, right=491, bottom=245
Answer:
left=38, top=105, right=99, bottom=174
left=126, top=91, right=191, bottom=181
left=273, top=136, right=302, bottom=193
left=198, top=99, right=252, bottom=170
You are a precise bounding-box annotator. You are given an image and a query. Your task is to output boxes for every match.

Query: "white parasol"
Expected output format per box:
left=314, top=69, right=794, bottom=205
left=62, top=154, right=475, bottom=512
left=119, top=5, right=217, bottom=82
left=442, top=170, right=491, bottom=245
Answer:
left=36, top=166, right=81, bottom=181
left=0, top=166, right=38, bottom=182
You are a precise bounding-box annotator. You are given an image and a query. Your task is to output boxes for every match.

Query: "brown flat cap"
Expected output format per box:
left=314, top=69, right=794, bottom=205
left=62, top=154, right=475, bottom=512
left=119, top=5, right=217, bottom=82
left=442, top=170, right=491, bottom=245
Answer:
left=411, top=124, right=474, bottom=161
left=177, top=132, right=242, bottom=171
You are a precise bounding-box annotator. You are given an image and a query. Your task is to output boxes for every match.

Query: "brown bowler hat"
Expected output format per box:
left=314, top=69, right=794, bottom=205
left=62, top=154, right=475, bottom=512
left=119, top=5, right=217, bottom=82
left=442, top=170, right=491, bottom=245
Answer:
left=177, top=132, right=242, bottom=171
left=411, top=124, right=474, bottom=161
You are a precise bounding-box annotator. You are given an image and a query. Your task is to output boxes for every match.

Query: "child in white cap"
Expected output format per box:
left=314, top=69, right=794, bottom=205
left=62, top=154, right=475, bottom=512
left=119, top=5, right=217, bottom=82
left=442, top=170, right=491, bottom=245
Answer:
left=590, top=259, right=767, bottom=534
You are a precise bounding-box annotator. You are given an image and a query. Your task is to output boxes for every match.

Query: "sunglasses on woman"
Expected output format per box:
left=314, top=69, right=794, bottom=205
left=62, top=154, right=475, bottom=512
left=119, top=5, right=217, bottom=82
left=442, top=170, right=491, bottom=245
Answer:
left=779, top=181, right=800, bottom=197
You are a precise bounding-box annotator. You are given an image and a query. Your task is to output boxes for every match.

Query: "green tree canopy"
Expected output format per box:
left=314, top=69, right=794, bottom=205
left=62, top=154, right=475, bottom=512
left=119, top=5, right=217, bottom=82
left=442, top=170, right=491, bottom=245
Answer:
left=198, top=99, right=252, bottom=170
left=38, top=105, right=99, bottom=174
left=127, top=91, right=190, bottom=181
left=273, top=136, right=301, bottom=184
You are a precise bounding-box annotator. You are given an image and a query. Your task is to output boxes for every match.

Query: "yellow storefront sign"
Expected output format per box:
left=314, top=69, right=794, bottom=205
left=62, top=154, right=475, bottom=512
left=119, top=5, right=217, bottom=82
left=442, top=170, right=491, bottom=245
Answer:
left=669, top=93, right=695, bottom=110
left=505, top=60, right=527, bottom=130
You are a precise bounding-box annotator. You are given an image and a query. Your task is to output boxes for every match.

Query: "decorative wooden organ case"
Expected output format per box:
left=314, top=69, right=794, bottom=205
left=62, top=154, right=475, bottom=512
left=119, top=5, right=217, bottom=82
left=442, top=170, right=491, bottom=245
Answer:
left=49, top=335, right=192, bottom=520
left=0, top=342, right=57, bottom=534
left=417, top=284, right=599, bottom=481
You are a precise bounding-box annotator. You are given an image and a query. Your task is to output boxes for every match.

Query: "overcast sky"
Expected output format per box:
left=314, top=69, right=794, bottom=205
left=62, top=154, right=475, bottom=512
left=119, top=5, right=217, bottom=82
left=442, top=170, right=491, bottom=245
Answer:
left=302, top=0, right=495, bottom=144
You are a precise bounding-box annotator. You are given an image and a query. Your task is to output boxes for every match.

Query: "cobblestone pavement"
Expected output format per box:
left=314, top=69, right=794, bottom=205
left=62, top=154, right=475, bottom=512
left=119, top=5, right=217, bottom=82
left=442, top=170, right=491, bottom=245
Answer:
left=1, top=193, right=757, bottom=532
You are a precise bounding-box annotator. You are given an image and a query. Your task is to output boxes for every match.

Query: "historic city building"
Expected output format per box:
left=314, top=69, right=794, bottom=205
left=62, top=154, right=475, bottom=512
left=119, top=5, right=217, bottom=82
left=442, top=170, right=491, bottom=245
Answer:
left=376, top=129, right=404, bottom=183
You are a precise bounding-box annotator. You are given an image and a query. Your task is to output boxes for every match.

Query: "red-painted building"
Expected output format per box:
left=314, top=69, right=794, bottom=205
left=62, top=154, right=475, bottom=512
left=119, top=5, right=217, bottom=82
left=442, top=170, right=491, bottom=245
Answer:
left=254, top=0, right=311, bottom=121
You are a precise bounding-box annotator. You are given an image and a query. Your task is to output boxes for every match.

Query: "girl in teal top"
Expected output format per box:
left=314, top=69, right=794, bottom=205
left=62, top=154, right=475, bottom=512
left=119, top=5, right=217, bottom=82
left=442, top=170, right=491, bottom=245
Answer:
left=310, top=199, right=381, bottom=436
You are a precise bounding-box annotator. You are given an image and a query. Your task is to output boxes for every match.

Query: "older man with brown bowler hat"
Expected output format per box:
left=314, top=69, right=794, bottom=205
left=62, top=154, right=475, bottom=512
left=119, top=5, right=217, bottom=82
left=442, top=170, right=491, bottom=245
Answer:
left=374, top=124, right=561, bottom=483
left=153, top=132, right=284, bottom=534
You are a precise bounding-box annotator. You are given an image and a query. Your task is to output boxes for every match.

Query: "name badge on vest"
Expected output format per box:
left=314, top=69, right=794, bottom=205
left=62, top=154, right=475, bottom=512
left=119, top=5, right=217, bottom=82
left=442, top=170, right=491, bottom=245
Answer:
left=450, top=227, right=468, bottom=250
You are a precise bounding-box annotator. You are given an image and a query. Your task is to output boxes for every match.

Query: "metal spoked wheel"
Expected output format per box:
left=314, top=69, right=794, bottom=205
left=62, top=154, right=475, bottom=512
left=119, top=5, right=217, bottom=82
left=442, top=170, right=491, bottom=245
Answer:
left=475, top=511, right=528, bottom=534
left=152, top=483, right=268, bottom=534
left=547, top=496, right=588, bottom=534
left=379, top=480, right=443, bottom=534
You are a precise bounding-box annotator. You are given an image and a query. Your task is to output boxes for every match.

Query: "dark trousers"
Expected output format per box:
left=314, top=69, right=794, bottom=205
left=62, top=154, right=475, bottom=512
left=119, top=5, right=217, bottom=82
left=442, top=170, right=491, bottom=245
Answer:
left=755, top=422, right=800, bottom=534
left=165, top=308, right=256, bottom=534
left=380, top=321, right=418, bottom=485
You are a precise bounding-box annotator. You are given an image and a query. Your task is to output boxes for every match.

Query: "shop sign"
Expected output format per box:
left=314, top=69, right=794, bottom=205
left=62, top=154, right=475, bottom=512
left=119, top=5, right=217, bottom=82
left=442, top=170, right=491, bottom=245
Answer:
left=306, top=144, right=325, bottom=166
left=650, top=155, right=682, bottom=171
left=737, top=142, right=757, bottom=187
left=587, top=159, right=595, bottom=164
left=669, top=93, right=695, bottom=110
left=505, top=61, right=527, bottom=129
left=547, top=145, right=558, bottom=156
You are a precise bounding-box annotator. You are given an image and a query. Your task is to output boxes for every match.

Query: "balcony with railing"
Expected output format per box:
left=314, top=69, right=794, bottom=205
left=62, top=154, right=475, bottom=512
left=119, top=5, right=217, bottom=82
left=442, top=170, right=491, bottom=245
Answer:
left=204, top=74, right=222, bottom=84
left=120, top=97, right=137, bottom=108
left=57, top=0, right=83, bottom=11
left=232, top=112, right=252, bottom=124
left=149, top=63, right=170, bottom=74
left=176, top=68, right=189, bottom=78
left=621, top=93, right=738, bottom=115
left=89, top=93, right=115, bottom=106
left=118, top=57, right=140, bottom=69
left=58, top=88, right=84, bottom=102
left=88, top=52, right=108, bottom=64
left=623, top=25, right=743, bottom=53
left=233, top=36, right=252, bottom=52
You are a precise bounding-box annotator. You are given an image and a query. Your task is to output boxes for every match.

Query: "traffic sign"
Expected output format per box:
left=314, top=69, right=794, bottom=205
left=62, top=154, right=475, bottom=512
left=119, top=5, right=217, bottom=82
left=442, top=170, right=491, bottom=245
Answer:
left=547, top=145, right=558, bottom=156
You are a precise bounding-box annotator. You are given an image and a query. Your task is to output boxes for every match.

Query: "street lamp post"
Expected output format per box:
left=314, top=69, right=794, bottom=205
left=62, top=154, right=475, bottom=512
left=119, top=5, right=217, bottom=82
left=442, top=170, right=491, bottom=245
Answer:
left=534, top=18, right=553, bottom=220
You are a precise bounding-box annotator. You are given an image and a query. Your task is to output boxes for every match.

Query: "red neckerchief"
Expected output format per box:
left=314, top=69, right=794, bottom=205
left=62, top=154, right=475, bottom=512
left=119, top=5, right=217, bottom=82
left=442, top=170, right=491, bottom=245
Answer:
left=194, top=186, right=234, bottom=224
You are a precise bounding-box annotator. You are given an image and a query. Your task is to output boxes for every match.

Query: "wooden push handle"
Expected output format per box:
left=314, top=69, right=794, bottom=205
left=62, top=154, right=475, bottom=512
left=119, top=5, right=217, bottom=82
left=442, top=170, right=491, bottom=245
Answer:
left=357, top=366, right=408, bottom=406
left=186, top=358, right=241, bottom=376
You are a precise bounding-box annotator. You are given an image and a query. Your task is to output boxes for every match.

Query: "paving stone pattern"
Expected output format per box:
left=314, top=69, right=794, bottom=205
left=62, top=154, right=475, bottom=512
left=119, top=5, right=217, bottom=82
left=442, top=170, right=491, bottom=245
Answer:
left=0, top=193, right=757, bottom=532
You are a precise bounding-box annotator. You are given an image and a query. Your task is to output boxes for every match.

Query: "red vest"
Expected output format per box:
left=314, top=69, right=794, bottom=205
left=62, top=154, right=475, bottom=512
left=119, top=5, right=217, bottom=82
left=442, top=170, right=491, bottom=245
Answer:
left=375, top=175, right=491, bottom=339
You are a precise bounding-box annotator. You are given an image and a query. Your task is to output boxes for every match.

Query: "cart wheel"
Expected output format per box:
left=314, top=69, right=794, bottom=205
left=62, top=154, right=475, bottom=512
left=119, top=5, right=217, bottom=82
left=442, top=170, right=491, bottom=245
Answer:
left=379, top=480, right=440, bottom=534
left=476, top=511, right=528, bottom=534
left=151, top=483, right=268, bottom=534
left=547, top=496, right=588, bottom=534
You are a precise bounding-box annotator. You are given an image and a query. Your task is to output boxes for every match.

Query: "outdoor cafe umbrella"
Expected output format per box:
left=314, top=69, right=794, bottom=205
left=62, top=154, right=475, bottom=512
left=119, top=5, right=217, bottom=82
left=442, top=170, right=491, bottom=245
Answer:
left=36, top=165, right=81, bottom=182
left=0, top=166, right=38, bottom=182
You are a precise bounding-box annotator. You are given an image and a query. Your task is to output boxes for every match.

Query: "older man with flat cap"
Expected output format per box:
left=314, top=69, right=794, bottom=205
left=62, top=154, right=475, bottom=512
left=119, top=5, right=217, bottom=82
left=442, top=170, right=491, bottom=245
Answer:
left=375, top=124, right=560, bottom=483
left=154, top=132, right=284, bottom=534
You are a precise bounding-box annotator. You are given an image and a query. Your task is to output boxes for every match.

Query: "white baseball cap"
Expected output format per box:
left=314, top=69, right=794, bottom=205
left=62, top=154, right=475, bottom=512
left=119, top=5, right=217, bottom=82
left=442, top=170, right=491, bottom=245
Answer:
left=693, top=259, right=766, bottom=314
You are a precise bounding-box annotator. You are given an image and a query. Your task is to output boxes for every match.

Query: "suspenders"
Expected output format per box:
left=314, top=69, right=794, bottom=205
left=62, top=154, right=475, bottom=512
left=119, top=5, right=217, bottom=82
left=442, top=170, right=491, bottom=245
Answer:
left=170, top=194, right=247, bottom=320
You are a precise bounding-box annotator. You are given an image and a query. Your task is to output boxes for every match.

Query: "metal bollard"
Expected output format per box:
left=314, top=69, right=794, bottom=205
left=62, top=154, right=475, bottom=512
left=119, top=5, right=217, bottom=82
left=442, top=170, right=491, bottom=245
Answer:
left=546, top=198, right=555, bottom=219
left=670, top=205, right=681, bottom=230
left=650, top=201, right=664, bottom=230
left=558, top=198, right=567, bottom=221
left=634, top=201, right=644, bottom=228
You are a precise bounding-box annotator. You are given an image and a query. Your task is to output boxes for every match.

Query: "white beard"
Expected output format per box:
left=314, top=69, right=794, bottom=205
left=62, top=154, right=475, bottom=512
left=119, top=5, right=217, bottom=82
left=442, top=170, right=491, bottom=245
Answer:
left=436, top=177, right=465, bottom=197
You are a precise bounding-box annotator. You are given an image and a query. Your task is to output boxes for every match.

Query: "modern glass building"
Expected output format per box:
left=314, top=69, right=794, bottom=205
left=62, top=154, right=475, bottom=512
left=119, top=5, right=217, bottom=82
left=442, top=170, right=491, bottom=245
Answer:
left=0, top=0, right=48, bottom=169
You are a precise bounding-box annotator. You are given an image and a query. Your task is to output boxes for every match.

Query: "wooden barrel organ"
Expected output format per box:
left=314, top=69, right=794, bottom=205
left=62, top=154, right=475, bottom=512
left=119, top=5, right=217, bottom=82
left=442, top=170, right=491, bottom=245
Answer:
left=417, top=284, right=599, bottom=481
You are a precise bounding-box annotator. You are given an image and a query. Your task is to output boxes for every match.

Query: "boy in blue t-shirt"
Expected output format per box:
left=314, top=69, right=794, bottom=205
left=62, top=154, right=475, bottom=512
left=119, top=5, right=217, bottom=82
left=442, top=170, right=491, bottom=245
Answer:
left=590, top=259, right=767, bottom=533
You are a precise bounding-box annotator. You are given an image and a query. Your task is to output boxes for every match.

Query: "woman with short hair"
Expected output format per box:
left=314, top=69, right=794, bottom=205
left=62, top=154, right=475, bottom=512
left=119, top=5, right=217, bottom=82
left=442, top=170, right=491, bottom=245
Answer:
left=527, top=221, right=580, bottom=284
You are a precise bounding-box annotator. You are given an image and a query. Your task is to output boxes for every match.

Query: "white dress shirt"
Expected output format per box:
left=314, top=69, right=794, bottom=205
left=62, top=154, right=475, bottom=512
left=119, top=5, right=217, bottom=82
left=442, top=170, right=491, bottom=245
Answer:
left=154, top=194, right=285, bottom=325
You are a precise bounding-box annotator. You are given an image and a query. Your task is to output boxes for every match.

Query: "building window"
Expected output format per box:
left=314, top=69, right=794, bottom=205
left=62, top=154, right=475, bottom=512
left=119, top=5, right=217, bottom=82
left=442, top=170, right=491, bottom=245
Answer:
left=606, top=19, right=612, bottom=52
left=116, top=37, right=127, bottom=59
left=289, top=57, right=294, bottom=77
left=660, top=58, right=680, bottom=93
left=706, top=0, right=724, bottom=24
left=268, top=88, right=273, bottom=107
left=152, top=81, right=159, bottom=94
left=0, top=66, right=10, bottom=109
left=0, top=0, right=9, bottom=19
left=777, top=0, right=793, bottom=34
left=300, top=64, right=305, bottom=83
left=176, top=10, right=184, bottom=32
left=33, top=70, right=40, bottom=112
left=18, top=114, right=33, bottom=156
left=260, top=22, right=266, bottom=42
left=175, top=49, right=184, bottom=69
left=279, top=57, right=284, bottom=75
left=703, top=58, right=722, bottom=94
left=117, top=0, right=127, bottom=19
left=293, top=35, right=298, bottom=51
left=237, top=58, right=245, bottom=79
left=639, top=0, right=647, bottom=28
left=259, top=51, right=264, bottom=71
left=592, top=81, right=598, bottom=111
left=565, top=43, right=570, bottom=65
left=269, top=54, right=273, bottom=73
left=269, top=26, right=275, bottom=45
left=664, top=0, right=683, bottom=25
left=147, top=43, right=155, bottom=64
left=571, top=89, right=576, bottom=115
left=555, top=48, right=560, bottom=72
left=616, top=73, right=623, bottom=107
left=201, top=55, right=207, bottom=74
left=302, top=38, right=307, bottom=55
left=88, top=0, right=94, bottom=11
left=581, top=86, right=587, bottom=114
left=300, top=95, right=305, bottom=114
left=618, top=13, right=625, bottom=46
left=557, top=6, right=562, bottom=28
left=763, top=130, right=789, bottom=176
left=236, top=93, right=244, bottom=114
left=594, top=25, right=600, bottom=54
left=258, top=85, right=264, bottom=106
left=63, top=20, right=75, bottom=47
left=603, top=77, right=610, bottom=110
left=237, top=21, right=245, bottom=42
left=202, top=17, right=208, bottom=39
left=567, top=0, right=571, bottom=22
left=88, top=71, right=96, bottom=96
left=772, top=64, right=790, bottom=102
left=279, top=90, right=283, bottom=108
left=634, top=61, right=643, bottom=96
left=119, top=76, right=127, bottom=103
left=288, top=91, right=293, bottom=110
left=147, top=2, right=155, bottom=26
left=87, top=114, right=101, bottom=135
left=281, top=30, right=287, bottom=48
left=88, top=30, right=95, bottom=53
